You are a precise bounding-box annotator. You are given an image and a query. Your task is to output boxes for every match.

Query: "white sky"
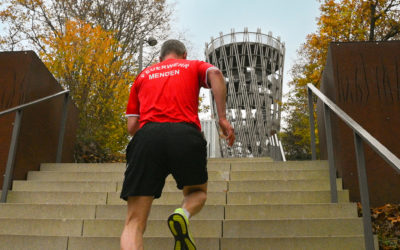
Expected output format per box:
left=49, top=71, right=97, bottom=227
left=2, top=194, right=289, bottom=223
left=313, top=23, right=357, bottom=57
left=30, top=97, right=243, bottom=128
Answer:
left=167, top=0, right=321, bottom=120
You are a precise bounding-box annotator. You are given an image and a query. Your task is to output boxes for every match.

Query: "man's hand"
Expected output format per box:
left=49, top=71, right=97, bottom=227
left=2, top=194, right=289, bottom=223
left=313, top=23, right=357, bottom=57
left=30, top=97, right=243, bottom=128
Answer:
left=219, top=118, right=235, bottom=147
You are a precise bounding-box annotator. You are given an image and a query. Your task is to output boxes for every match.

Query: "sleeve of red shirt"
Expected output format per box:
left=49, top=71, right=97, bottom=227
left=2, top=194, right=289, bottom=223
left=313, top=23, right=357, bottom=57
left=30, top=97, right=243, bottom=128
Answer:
left=126, top=79, right=140, bottom=117
left=197, top=60, right=219, bottom=89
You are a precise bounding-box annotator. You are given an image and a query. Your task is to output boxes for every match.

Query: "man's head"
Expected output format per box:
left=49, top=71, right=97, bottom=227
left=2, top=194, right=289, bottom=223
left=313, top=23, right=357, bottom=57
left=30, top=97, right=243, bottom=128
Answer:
left=160, top=39, right=187, bottom=61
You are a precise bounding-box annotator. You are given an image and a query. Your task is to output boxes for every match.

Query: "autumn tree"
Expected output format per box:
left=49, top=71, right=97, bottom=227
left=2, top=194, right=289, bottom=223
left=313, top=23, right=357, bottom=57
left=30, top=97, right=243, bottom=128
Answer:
left=282, top=0, right=400, bottom=159
left=0, top=0, right=172, bottom=70
left=41, top=20, right=135, bottom=161
left=0, top=0, right=174, bottom=161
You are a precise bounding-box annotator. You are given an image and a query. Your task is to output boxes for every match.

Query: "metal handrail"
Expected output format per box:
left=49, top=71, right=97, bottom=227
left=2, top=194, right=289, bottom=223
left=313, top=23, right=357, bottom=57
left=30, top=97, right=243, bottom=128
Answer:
left=267, top=135, right=286, bottom=162
left=307, top=83, right=400, bottom=250
left=0, top=90, right=70, bottom=203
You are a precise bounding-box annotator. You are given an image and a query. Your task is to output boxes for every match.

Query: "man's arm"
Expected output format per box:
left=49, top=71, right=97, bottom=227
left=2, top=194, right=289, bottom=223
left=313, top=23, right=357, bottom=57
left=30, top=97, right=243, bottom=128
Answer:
left=127, top=116, right=140, bottom=136
left=207, top=68, right=235, bottom=146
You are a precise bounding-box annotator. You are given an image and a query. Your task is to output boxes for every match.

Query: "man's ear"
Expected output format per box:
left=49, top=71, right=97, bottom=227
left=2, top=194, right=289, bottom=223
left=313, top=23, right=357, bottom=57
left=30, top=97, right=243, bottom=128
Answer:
left=183, top=52, right=187, bottom=59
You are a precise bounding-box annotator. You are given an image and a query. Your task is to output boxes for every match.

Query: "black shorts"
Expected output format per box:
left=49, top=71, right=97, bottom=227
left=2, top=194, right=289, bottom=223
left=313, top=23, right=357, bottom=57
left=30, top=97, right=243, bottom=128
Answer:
left=120, top=122, right=208, bottom=201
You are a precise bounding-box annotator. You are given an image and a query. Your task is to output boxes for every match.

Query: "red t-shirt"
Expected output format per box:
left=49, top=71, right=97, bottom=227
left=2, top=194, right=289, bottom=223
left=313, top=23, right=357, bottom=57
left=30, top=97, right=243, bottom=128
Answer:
left=126, top=58, right=217, bottom=130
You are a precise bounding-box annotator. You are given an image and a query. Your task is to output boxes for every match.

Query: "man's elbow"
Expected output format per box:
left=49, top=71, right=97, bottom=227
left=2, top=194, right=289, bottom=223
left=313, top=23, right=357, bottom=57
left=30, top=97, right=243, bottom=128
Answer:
left=127, top=117, right=139, bottom=136
left=208, top=68, right=225, bottom=88
left=208, top=68, right=223, bottom=79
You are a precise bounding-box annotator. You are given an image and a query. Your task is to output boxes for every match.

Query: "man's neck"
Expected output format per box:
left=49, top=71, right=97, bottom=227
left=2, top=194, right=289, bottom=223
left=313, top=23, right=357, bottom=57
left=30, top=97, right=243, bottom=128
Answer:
left=163, top=54, right=184, bottom=61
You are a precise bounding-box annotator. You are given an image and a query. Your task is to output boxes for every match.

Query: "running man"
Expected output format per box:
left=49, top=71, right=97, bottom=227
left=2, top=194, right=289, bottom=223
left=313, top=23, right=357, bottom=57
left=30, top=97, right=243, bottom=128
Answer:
left=120, top=39, right=235, bottom=250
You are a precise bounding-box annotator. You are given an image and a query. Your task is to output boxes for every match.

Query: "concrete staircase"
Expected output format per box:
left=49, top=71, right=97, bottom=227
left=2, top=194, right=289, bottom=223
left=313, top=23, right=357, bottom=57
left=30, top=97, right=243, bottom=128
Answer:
left=0, top=158, right=377, bottom=249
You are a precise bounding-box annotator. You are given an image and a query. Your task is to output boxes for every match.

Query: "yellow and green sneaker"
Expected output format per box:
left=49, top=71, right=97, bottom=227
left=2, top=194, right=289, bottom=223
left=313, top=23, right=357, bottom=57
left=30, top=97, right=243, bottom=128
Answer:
left=167, top=208, right=196, bottom=250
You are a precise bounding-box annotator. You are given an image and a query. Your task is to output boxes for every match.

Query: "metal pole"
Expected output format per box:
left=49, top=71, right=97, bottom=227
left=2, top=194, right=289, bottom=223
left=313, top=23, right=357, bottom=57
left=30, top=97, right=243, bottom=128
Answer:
left=56, top=93, right=69, bottom=163
left=138, top=38, right=144, bottom=73
left=354, top=132, right=375, bottom=250
left=270, top=137, right=275, bottom=160
left=274, top=137, right=279, bottom=161
left=308, top=87, right=317, bottom=160
left=279, top=140, right=286, bottom=162
left=1, top=110, right=23, bottom=203
left=274, top=134, right=282, bottom=161
left=323, top=104, right=338, bottom=203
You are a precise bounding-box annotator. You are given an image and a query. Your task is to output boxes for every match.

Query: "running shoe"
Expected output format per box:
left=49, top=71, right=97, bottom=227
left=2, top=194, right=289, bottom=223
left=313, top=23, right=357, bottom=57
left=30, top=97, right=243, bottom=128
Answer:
left=167, top=208, right=196, bottom=250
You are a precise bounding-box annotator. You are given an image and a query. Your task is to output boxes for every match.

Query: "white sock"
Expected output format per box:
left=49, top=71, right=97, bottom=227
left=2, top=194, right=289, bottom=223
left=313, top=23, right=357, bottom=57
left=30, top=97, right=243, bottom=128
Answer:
left=182, top=208, right=191, bottom=219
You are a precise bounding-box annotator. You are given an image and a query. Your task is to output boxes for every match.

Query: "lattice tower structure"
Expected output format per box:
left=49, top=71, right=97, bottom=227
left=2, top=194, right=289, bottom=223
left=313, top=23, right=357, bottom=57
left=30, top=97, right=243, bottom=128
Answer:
left=205, top=28, right=285, bottom=157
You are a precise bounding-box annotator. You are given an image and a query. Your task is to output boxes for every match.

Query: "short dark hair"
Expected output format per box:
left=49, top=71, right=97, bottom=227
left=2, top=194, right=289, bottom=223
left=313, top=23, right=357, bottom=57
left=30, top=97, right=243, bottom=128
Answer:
left=160, top=39, right=187, bottom=60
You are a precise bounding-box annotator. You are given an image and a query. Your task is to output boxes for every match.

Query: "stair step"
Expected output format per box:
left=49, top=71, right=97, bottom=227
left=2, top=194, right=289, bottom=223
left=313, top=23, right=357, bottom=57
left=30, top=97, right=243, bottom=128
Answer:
left=12, top=180, right=228, bottom=192
left=0, top=159, right=375, bottom=250
left=0, top=203, right=358, bottom=220
left=0, top=235, right=68, bottom=250
left=95, top=204, right=224, bottom=220
left=6, top=191, right=226, bottom=205
left=13, top=179, right=341, bottom=193
left=0, top=235, right=220, bottom=250
left=228, top=179, right=342, bottom=191
left=0, top=218, right=222, bottom=237
left=231, top=160, right=328, bottom=170
left=68, top=236, right=220, bottom=250
left=223, top=218, right=363, bottom=237
left=7, top=191, right=107, bottom=204
left=115, top=181, right=228, bottom=192
left=0, top=235, right=374, bottom=250
left=27, top=171, right=229, bottom=182
left=0, top=204, right=96, bottom=219
left=107, top=192, right=226, bottom=205
left=230, top=170, right=329, bottom=180
left=0, top=218, right=83, bottom=236
left=83, top=219, right=222, bottom=237
left=0, top=204, right=224, bottom=220
left=225, top=203, right=358, bottom=219
left=13, top=181, right=118, bottom=192
left=227, top=191, right=349, bottom=204
left=220, top=236, right=377, bottom=250
left=40, top=162, right=230, bottom=172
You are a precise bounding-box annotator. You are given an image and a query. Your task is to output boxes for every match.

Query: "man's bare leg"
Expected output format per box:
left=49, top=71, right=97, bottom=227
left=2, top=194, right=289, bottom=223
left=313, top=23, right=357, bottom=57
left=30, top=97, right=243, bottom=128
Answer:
left=182, top=183, right=208, bottom=217
left=120, top=196, right=153, bottom=250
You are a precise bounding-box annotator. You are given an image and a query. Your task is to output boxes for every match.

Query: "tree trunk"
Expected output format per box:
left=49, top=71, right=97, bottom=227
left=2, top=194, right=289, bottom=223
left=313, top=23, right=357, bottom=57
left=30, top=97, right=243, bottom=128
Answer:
left=369, top=3, right=377, bottom=41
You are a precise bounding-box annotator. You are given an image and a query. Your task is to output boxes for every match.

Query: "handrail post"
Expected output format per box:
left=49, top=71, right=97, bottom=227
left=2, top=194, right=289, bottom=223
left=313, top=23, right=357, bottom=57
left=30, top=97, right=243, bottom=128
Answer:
left=270, top=136, right=276, bottom=160
left=307, top=87, right=317, bottom=160
left=279, top=140, right=286, bottom=162
left=1, top=109, right=23, bottom=203
left=275, top=134, right=285, bottom=161
left=354, top=132, right=375, bottom=250
left=56, top=93, right=69, bottom=163
left=323, top=104, right=338, bottom=203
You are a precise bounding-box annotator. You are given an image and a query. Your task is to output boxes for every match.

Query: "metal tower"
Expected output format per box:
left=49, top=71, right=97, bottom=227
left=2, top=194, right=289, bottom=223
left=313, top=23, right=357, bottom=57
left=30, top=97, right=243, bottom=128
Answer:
left=205, top=28, right=285, bottom=157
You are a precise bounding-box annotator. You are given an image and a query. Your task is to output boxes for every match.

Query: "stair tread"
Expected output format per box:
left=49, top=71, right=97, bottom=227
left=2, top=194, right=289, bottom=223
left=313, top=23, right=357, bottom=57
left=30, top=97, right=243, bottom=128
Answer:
left=1, top=159, right=376, bottom=249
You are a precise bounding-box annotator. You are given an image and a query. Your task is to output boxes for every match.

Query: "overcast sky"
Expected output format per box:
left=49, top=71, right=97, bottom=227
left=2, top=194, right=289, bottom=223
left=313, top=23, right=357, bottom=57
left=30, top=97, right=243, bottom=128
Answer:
left=0, top=0, right=322, bottom=119
left=167, top=0, right=321, bottom=119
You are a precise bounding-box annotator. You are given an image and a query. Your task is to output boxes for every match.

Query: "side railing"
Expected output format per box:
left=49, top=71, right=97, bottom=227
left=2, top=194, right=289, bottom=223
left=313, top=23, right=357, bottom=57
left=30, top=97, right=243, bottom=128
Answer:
left=0, top=90, right=70, bottom=203
left=268, top=134, right=286, bottom=162
left=307, top=83, right=400, bottom=250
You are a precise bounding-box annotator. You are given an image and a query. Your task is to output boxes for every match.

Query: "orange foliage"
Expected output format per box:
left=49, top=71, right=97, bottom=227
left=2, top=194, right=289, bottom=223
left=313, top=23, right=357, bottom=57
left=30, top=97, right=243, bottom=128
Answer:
left=283, top=0, right=400, bottom=160
left=40, top=20, right=135, bottom=161
left=358, top=203, right=400, bottom=249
